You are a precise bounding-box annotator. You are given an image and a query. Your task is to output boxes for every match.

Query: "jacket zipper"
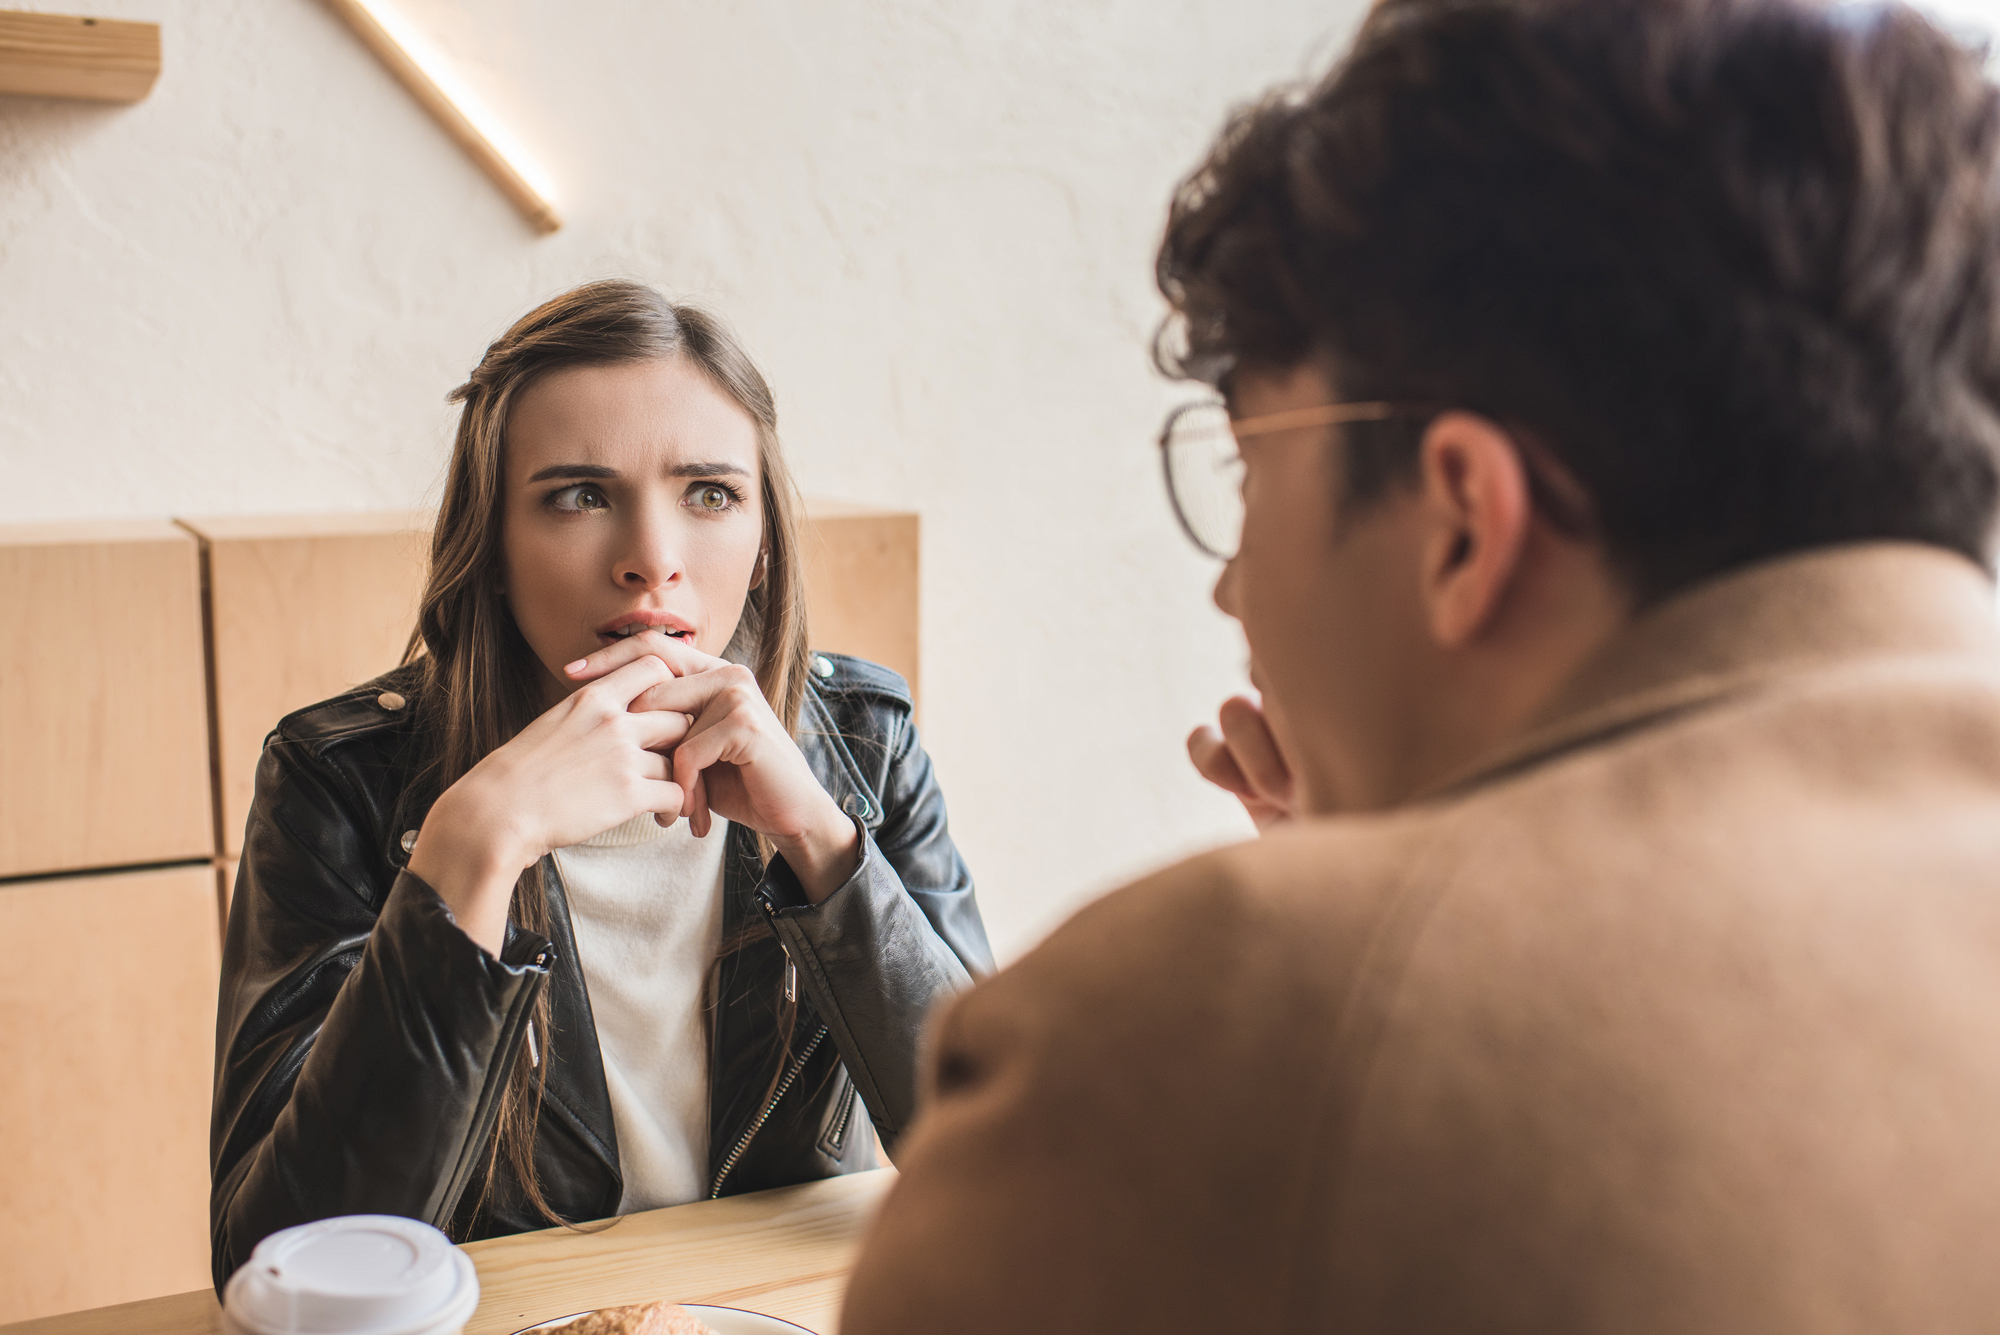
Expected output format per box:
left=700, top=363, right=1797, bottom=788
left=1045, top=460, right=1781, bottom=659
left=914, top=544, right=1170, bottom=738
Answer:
left=823, top=1079, right=856, bottom=1156
left=709, top=1025, right=827, bottom=1198
left=434, top=946, right=552, bottom=1227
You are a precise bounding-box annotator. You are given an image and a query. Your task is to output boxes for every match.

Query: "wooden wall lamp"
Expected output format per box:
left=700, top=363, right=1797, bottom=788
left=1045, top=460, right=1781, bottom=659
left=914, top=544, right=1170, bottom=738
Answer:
left=0, top=9, right=160, bottom=102
left=321, top=0, right=562, bottom=234
left=0, top=4, right=557, bottom=235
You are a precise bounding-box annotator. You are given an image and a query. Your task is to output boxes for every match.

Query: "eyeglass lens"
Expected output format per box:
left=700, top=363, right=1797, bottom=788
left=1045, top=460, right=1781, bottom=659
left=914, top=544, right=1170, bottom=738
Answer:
left=1163, top=402, right=1245, bottom=560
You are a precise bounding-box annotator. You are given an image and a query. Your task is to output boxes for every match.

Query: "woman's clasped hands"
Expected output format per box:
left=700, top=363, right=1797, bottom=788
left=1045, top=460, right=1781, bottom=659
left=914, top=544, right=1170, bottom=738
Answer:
left=567, top=629, right=859, bottom=881
left=410, top=631, right=859, bottom=956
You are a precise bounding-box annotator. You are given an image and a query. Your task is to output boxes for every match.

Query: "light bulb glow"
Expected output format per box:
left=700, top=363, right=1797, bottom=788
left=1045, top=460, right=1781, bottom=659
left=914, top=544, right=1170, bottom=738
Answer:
left=331, top=0, right=562, bottom=233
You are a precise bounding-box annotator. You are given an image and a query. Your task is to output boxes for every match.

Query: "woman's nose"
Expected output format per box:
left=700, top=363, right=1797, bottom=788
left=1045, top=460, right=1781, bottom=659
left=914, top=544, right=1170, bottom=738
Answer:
left=614, top=516, right=683, bottom=589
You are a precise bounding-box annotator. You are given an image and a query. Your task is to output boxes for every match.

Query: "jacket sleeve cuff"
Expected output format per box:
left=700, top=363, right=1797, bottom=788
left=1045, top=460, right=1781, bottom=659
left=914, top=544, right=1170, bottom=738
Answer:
left=753, top=818, right=972, bottom=1141
left=757, top=812, right=870, bottom=913
left=396, top=868, right=553, bottom=975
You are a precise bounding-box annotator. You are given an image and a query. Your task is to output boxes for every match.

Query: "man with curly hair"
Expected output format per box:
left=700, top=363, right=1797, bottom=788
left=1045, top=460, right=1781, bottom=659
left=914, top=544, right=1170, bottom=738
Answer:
left=845, top=0, right=2000, bottom=1329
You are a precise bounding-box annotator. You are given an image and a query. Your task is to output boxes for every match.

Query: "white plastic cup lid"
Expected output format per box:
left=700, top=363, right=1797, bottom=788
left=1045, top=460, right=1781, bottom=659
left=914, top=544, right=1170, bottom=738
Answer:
left=222, top=1215, right=480, bottom=1335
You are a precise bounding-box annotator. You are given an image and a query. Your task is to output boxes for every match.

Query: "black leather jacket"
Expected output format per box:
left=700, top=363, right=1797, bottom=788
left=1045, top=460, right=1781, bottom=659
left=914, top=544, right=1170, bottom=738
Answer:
left=209, top=653, right=990, bottom=1290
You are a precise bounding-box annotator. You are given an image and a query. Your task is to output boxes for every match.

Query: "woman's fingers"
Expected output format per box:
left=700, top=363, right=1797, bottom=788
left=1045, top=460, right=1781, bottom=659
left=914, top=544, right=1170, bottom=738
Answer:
left=674, top=714, right=727, bottom=838
left=628, top=676, right=725, bottom=717
left=624, top=660, right=752, bottom=718
left=670, top=699, right=756, bottom=781
left=564, top=628, right=728, bottom=683
left=1217, top=694, right=1292, bottom=805
left=642, top=744, right=685, bottom=827
left=648, top=745, right=685, bottom=827
left=671, top=703, right=767, bottom=838
left=626, top=706, right=697, bottom=752
left=578, top=651, right=677, bottom=712
left=638, top=777, right=686, bottom=821
left=637, top=753, right=688, bottom=829
left=685, top=766, right=711, bottom=838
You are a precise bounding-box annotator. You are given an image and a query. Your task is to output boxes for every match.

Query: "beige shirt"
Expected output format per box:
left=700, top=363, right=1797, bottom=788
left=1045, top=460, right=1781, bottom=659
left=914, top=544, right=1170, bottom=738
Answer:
left=555, top=812, right=727, bottom=1214
left=843, top=543, right=2000, bottom=1334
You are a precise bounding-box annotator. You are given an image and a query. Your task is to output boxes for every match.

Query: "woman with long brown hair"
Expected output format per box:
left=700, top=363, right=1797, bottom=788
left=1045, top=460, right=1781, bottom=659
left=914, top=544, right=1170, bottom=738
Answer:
left=209, top=281, right=990, bottom=1286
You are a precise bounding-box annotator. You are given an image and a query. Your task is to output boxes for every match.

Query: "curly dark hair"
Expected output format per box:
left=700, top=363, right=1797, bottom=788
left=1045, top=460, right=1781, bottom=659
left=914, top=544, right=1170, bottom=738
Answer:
left=1157, top=0, right=2000, bottom=601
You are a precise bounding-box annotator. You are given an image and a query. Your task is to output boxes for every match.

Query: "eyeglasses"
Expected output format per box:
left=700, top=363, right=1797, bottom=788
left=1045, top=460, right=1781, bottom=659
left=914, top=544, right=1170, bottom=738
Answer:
left=1157, top=399, right=1434, bottom=560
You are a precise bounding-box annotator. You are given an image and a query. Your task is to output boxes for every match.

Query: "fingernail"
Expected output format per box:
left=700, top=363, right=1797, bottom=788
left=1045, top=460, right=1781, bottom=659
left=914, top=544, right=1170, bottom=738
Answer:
left=564, top=659, right=588, bottom=674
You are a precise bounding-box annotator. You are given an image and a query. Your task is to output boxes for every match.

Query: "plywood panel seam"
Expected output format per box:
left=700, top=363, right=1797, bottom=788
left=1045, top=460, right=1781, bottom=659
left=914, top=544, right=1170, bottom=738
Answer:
left=0, top=855, right=211, bottom=890
left=173, top=521, right=231, bottom=937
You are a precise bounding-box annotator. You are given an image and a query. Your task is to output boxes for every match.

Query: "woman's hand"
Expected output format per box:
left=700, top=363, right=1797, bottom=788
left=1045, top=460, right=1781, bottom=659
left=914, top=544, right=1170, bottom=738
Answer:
left=565, top=631, right=861, bottom=904
left=409, top=654, right=692, bottom=954
left=1188, top=693, right=1295, bottom=831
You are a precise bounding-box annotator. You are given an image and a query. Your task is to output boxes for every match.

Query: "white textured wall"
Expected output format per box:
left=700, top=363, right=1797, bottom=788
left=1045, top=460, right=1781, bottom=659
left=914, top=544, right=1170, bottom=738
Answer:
left=0, top=0, right=1365, bottom=959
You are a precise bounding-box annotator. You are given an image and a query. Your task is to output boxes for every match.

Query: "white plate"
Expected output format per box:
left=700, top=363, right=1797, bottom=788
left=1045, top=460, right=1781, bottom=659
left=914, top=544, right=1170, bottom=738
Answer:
left=514, top=1305, right=816, bottom=1335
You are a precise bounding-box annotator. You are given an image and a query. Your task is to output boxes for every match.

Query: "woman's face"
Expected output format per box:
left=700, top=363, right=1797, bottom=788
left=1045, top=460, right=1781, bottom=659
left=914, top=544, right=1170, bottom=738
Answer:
left=501, top=356, right=765, bottom=702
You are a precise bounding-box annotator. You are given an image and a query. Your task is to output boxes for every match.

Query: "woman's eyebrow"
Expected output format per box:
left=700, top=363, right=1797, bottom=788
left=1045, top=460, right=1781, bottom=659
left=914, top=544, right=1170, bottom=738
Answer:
left=668, top=461, right=753, bottom=478
left=525, top=463, right=618, bottom=483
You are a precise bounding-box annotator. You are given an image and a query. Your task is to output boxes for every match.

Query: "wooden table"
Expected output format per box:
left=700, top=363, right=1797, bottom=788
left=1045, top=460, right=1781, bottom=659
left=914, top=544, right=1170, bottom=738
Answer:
left=2, top=1170, right=895, bottom=1335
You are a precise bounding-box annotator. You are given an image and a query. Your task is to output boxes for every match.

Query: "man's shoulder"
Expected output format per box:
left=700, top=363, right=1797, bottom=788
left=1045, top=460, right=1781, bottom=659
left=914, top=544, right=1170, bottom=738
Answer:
left=960, top=812, right=1451, bottom=1056
left=1074, top=817, right=1432, bottom=956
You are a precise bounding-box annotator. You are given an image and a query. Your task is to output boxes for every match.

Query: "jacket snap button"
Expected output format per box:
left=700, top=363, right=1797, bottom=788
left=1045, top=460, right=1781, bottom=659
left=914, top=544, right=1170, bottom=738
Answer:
left=377, top=691, right=407, bottom=711
left=813, top=655, right=835, bottom=678
left=841, top=792, right=872, bottom=820
left=400, top=829, right=418, bottom=854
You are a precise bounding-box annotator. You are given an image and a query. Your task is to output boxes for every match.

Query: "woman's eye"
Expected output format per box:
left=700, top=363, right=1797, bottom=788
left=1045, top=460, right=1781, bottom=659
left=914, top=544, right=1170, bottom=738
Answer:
left=692, top=484, right=736, bottom=511
left=549, top=484, right=609, bottom=512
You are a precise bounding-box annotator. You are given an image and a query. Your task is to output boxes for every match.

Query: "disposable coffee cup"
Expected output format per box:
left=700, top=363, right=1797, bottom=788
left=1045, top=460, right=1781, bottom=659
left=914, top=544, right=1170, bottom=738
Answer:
left=221, top=1215, right=480, bottom=1335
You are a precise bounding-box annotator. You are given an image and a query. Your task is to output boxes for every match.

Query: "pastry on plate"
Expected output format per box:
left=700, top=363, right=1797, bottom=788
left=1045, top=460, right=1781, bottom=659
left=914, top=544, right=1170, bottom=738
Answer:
left=553, top=1301, right=720, bottom=1335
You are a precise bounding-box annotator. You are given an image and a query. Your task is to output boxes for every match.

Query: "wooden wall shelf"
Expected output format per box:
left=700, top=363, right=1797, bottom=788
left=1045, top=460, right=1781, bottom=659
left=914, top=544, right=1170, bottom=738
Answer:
left=0, top=10, right=159, bottom=103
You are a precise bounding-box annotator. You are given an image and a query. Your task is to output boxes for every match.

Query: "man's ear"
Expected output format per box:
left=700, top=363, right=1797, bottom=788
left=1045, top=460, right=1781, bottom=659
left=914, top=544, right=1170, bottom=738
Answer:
left=1416, top=411, right=1533, bottom=650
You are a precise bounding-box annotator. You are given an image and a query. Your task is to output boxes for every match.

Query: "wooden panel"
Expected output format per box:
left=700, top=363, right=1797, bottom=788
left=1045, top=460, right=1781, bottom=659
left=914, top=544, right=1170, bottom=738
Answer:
left=803, top=503, right=920, bottom=708
left=0, top=10, right=159, bottom=103
left=0, top=520, right=213, bottom=878
left=0, top=865, right=222, bottom=1323
left=179, top=513, right=431, bottom=859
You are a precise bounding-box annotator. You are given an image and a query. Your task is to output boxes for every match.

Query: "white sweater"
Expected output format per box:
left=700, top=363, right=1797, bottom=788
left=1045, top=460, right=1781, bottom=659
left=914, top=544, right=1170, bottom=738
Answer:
left=553, top=810, right=728, bottom=1214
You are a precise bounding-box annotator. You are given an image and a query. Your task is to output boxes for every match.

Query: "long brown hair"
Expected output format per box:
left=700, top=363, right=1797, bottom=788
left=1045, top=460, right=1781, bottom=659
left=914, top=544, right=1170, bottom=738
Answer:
left=403, top=280, right=811, bottom=1227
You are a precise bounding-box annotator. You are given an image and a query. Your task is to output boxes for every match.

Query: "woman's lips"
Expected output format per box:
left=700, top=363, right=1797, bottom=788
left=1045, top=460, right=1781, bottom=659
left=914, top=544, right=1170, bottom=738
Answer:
left=596, top=624, right=695, bottom=647
left=598, top=610, right=696, bottom=638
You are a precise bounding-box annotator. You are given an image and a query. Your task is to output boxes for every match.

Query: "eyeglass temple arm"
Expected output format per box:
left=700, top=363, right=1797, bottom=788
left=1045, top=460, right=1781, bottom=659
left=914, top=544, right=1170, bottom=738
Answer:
left=1227, top=401, right=1400, bottom=440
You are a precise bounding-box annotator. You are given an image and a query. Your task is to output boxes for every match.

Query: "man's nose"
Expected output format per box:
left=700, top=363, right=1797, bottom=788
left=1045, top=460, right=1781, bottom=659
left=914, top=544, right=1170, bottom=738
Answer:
left=1212, top=554, right=1242, bottom=621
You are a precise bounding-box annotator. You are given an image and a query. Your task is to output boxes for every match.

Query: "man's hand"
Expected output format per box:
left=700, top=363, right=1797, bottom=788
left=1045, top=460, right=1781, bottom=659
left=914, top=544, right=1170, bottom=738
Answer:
left=1187, top=694, right=1295, bottom=831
